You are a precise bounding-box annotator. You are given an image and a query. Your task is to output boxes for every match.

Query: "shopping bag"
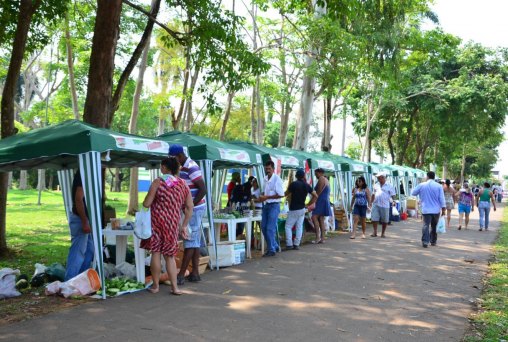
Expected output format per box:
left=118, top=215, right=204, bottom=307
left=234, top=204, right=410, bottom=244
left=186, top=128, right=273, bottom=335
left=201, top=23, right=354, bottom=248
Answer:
left=392, top=206, right=400, bottom=216
left=134, top=208, right=152, bottom=239
left=437, top=217, right=446, bottom=234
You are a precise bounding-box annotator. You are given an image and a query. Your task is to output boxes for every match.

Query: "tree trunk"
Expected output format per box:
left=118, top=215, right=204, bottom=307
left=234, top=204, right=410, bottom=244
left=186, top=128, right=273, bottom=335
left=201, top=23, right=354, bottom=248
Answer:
left=114, top=168, right=121, bottom=192
left=108, top=0, right=161, bottom=126
left=65, top=13, right=80, bottom=120
left=158, top=114, right=165, bottom=135
left=0, top=0, right=40, bottom=255
left=442, top=161, right=448, bottom=181
left=250, top=77, right=259, bottom=144
left=37, top=169, right=46, bottom=191
left=278, top=100, right=291, bottom=147
left=460, top=144, right=466, bottom=184
left=174, top=53, right=190, bottom=130
left=340, top=110, right=347, bottom=155
left=256, top=84, right=264, bottom=145
left=83, top=0, right=122, bottom=127
left=387, top=121, right=396, bottom=164
left=127, top=168, right=139, bottom=215
left=321, top=95, right=332, bottom=151
left=219, top=92, right=235, bottom=141
left=293, top=56, right=315, bottom=151
left=19, top=171, right=28, bottom=190
left=184, top=65, right=200, bottom=131
left=48, top=173, right=53, bottom=190
left=127, top=40, right=150, bottom=215
left=7, top=173, right=12, bottom=189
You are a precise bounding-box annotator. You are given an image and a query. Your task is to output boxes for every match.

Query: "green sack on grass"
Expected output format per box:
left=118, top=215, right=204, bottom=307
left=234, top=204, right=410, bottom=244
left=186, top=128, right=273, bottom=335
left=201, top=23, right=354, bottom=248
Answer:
left=46, top=263, right=66, bottom=282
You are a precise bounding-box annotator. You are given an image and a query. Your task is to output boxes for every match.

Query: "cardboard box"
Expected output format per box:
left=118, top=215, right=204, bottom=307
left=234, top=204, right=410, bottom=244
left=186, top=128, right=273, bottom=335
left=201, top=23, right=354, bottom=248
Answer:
left=208, top=240, right=245, bottom=267
left=406, top=198, right=417, bottom=209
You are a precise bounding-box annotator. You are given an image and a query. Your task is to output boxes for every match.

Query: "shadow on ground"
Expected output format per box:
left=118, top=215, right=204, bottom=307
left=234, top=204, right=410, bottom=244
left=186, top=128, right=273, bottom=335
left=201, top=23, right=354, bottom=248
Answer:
left=1, top=204, right=503, bottom=342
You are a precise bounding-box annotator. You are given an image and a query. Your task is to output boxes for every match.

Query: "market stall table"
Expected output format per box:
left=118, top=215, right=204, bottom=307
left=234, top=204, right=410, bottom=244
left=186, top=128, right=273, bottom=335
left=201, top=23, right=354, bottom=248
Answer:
left=103, top=228, right=145, bottom=283
left=213, top=217, right=253, bottom=258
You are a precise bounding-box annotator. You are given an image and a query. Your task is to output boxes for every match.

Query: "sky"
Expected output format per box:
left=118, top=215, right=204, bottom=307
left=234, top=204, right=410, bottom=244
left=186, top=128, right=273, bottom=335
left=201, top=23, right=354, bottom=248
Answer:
left=431, top=0, right=508, bottom=177
left=331, top=0, right=508, bottom=177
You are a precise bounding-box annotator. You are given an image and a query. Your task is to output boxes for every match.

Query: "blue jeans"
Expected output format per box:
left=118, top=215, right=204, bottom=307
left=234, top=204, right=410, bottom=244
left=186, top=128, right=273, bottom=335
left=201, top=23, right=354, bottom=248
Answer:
left=261, top=203, right=280, bottom=253
left=64, top=213, right=94, bottom=281
left=422, top=213, right=440, bottom=245
left=478, top=201, right=491, bottom=229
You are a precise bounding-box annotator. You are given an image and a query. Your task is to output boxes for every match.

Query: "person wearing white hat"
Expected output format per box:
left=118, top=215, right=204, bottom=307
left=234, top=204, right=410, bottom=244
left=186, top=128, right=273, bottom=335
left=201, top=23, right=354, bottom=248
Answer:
left=370, top=171, right=396, bottom=238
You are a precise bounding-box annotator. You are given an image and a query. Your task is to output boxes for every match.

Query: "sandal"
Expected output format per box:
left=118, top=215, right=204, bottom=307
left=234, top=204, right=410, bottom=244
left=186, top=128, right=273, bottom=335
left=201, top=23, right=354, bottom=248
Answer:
left=171, top=290, right=183, bottom=296
left=350, top=236, right=356, bottom=239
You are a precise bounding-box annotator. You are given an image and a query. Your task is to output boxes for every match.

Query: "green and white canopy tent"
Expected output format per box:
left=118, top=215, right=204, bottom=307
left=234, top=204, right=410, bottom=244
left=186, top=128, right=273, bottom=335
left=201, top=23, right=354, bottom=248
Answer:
left=0, top=120, right=170, bottom=299
left=157, top=131, right=268, bottom=269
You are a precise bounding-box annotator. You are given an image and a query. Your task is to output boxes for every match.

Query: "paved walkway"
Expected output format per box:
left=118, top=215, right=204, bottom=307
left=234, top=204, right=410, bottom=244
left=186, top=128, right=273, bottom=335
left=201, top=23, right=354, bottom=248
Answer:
left=1, top=204, right=504, bottom=341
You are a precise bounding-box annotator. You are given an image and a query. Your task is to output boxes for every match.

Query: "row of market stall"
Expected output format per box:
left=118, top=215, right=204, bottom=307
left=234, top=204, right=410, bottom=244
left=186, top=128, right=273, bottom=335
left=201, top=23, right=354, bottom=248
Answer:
left=0, top=120, right=426, bottom=298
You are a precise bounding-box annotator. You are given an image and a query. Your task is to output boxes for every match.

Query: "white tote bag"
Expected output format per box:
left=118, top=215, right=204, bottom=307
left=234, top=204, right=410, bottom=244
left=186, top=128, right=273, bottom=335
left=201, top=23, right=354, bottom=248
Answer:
left=134, top=208, right=152, bottom=239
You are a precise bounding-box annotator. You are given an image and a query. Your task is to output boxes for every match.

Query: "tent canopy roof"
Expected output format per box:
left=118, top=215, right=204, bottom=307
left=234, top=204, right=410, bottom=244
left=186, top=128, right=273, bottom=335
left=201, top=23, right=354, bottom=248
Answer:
left=158, top=131, right=266, bottom=169
left=276, top=147, right=336, bottom=172
left=0, top=120, right=168, bottom=171
left=229, top=141, right=304, bottom=169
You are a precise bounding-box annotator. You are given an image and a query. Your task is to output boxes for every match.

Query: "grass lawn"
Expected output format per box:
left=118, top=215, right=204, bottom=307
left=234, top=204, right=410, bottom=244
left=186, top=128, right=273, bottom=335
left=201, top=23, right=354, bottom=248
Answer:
left=466, top=208, right=508, bottom=341
left=0, top=189, right=145, bottom=277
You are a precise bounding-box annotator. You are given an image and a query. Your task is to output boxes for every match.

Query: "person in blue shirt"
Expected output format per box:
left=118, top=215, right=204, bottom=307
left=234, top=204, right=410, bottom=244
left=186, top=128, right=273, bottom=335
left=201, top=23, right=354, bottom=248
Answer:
left=411, top=171, right=446, bottom=248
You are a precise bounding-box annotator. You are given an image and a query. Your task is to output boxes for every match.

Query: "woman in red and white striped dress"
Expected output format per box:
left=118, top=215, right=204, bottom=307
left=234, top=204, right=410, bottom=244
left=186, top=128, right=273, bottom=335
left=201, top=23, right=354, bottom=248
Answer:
left=142, top=157, right=193, bottom=295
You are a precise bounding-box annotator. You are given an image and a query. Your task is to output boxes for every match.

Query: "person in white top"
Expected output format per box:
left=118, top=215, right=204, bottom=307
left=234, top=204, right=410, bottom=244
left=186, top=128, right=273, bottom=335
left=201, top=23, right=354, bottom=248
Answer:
left=257, top=160, right=284, bottom=256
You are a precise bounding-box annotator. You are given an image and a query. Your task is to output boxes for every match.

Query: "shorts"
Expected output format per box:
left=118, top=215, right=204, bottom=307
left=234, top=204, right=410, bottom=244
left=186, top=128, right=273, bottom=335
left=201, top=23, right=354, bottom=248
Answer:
left=184, top=206, right=205, bottom=249
left=371, top=205, right=390, bottom=223
left=353, top=205, right=368, bottom=218
left=458, top=203, right=471, bottom=214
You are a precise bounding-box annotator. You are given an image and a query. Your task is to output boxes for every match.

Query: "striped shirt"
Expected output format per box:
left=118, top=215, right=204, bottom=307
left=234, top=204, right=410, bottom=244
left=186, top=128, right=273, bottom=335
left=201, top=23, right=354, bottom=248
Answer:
left=180, top=157, right=206, bottom=209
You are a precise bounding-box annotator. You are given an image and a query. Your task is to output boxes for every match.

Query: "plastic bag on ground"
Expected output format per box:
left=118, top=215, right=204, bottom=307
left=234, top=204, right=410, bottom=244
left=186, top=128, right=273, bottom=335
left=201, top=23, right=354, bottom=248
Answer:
left=115, top=262, right=136, bottom=279
left=0, top=268, right=21, bottom=299
left=46, top=269, right=101, bottom=298
left=437, top=217, right=446, bottom=234
left=33, top=263, right=47, bottom=277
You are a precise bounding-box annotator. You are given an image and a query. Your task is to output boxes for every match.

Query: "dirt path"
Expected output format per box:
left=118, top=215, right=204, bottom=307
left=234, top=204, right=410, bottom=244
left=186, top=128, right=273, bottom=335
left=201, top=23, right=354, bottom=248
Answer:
left=1, top=204, right=504, bottom=342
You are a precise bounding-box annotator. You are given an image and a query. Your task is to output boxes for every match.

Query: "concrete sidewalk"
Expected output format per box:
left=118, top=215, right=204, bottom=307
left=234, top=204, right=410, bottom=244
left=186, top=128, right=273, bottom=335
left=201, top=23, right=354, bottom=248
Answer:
left=1, top=204, right=504, bottom=341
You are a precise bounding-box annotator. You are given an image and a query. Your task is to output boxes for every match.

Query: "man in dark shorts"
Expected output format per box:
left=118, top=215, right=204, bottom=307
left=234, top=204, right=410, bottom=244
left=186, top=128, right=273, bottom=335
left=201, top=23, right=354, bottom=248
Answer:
left=284, top=169, right=318, bottom=250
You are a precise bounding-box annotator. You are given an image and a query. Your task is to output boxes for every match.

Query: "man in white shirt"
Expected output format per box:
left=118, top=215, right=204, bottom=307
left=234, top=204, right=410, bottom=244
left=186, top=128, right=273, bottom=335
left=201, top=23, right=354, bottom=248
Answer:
left=257, top=160, right=284, bottom=256
left=370, top=172, right=396, bottom=238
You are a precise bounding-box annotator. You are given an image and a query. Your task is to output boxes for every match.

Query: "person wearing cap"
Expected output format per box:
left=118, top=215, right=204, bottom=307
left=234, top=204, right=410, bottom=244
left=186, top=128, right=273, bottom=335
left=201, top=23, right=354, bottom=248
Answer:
left=283, top=169, right=318, bottom=250
left=370, top=171, right=396, bottom=238
left=168, top=144, right=207, bottom=285
left=257, top=160, right=285, bottom=256
left=312, top=168, right=332, bottom=244
left=411, top=171, right=446, bottom=248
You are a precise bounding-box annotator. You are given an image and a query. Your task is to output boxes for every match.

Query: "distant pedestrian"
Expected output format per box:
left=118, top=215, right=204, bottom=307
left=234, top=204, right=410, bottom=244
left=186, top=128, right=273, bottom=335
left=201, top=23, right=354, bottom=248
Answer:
left=411, top=171, right=446, bottom=248
left=443, top=179, right=456, bottom=229
left=284, top=169, right=317, bottom=250
left=311, top=168, right=332, bottom=244
left=370, top=172, right=396, bottom=238
left=476, top=182, right=497, bottom=231
left=456, top=181, right=474, bottom=230
left=350, top=176, right=372, bottom=239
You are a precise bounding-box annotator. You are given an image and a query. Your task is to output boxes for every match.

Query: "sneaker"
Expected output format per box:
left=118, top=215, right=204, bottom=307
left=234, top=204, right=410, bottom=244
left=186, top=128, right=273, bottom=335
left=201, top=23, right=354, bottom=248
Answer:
left=422, top=244, right=428, bottom=248
left=431, top=243, right=437, bottom=246
left=284, top=246, right=294, bottom=251
left=177, top=275, right=185, bottom=286
left=293, top=245, right=299, bottom=250
left=262, top=251, right=276, bottom=257
left=187, top=274, right=201, bottom=282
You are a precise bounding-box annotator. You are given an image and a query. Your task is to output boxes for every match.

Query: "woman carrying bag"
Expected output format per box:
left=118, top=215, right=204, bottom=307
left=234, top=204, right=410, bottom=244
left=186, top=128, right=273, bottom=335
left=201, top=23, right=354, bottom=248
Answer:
left=141, top=157, right=194, bottom=295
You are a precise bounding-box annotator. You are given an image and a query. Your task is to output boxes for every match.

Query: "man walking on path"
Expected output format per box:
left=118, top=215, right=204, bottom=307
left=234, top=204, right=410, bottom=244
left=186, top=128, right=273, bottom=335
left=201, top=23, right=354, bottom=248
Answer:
left=284, top=169, right=317, bottom=250
left=411, top=171, right=446, bottom=248
left=258, top=160, right=284, bottom=256
left=169, top=144, right=207, bottom=284
left=370, top=171, right=396, bottom=238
